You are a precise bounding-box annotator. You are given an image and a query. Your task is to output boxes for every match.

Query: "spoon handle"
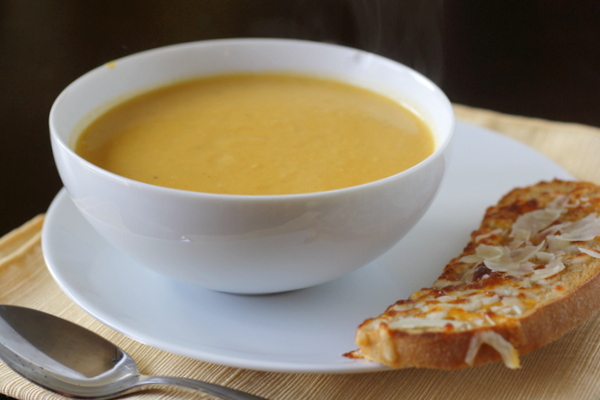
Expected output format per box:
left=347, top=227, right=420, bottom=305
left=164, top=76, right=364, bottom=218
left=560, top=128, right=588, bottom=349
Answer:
left=138, top=375, right=269, bottom=400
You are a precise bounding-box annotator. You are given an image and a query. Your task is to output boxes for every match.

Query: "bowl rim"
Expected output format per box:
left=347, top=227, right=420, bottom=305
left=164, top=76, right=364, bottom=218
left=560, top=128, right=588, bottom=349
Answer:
left=49, top=37, right=455, bottom=202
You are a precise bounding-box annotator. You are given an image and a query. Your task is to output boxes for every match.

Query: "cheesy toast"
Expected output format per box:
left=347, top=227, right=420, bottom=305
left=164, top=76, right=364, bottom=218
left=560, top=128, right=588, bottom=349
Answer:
left=350, top=180, right=600, bottom=369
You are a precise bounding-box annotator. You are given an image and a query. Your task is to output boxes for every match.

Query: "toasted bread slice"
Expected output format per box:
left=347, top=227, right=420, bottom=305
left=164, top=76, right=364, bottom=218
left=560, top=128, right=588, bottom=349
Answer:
left=350, top=180, right=600, bottom=369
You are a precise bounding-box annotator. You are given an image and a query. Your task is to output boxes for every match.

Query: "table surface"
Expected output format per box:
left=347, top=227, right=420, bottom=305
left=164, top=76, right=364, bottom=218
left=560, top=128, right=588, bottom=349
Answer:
left=4, top=110, right=600, bottom=400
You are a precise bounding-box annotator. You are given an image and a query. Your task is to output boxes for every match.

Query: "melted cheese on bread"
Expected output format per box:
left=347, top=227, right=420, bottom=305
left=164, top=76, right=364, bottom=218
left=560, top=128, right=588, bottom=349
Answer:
left=351, top=180, right=600, bottom=369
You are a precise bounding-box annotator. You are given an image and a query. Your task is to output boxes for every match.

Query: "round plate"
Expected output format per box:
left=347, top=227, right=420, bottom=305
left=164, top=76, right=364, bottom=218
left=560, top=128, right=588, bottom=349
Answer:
left=42, top=122, right=573, bottom=373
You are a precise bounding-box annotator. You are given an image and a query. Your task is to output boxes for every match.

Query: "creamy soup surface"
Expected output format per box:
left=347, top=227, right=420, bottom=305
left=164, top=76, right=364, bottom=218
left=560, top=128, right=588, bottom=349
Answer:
left=75, top=73, right=434, bottom=195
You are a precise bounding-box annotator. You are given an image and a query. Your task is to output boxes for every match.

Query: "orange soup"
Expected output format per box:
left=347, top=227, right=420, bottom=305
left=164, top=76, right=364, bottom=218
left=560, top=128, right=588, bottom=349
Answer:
left=75, top=73, right=434, bottom=195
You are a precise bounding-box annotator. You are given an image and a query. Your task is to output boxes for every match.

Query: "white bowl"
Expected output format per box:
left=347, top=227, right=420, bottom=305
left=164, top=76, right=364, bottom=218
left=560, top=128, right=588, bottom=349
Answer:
left=49, top=38, right=454, bottom=294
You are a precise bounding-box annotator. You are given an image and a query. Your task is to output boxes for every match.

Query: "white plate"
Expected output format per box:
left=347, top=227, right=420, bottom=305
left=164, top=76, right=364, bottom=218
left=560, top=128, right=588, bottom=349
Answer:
left=42, top=122, right=573, bottom=373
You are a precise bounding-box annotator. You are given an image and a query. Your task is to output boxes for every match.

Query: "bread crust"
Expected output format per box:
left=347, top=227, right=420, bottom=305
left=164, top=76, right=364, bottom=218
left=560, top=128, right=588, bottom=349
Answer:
left=352, top=180, right=600, bottom=369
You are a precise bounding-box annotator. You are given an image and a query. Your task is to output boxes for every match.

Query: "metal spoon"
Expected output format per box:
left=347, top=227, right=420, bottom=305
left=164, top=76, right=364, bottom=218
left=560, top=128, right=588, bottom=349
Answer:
left=0, top=305, right=268, bottom=400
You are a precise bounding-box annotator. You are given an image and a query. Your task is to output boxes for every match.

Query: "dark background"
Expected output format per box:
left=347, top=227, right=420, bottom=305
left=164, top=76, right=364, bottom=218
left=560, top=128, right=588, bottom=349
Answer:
left=1, top=0, right=599, bottom=237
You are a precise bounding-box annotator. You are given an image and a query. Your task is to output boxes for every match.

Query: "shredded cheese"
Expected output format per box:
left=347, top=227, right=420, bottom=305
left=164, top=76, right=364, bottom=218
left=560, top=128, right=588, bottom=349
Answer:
left=465, top=331, right=520, bottom=369
left=356, top=182, right=600, bottom=369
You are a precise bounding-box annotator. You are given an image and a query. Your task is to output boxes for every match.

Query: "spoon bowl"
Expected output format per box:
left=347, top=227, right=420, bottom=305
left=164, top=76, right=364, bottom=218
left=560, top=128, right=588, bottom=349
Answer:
left=0, top=305, right=267, bottom=400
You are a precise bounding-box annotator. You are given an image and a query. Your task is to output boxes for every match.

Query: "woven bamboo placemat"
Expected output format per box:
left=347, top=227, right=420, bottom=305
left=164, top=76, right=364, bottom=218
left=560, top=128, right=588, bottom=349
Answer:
left=2, top=104, right=600, bottom=399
